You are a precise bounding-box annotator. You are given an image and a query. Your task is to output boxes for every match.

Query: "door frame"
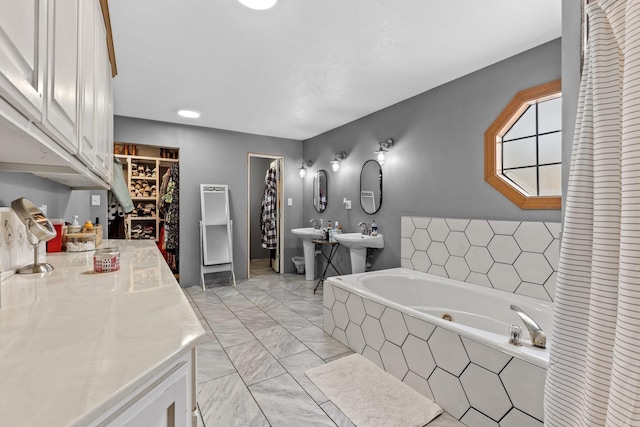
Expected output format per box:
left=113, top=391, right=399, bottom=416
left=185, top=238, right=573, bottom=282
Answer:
left=247, top=153, right=285, bottom=278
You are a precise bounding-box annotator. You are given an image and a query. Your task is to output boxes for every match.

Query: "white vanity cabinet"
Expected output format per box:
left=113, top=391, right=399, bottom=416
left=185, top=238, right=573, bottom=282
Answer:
left=0, top=0, right=115, bottom=188
left=0, top=0, right=46, bottom=121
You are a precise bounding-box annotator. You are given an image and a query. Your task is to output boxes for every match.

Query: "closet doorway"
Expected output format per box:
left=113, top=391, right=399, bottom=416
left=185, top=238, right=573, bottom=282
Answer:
left=247, top=153, right=284, bottom=278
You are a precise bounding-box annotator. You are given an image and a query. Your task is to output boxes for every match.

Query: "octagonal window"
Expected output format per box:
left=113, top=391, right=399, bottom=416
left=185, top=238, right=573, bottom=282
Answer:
left=485, top=80, right=562, bottom=209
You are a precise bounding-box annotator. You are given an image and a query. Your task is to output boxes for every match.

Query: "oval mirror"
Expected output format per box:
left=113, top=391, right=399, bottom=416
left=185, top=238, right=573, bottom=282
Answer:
left=313, top=170, right=328, bottom=213
left=360, top=160, right=382, bottom=214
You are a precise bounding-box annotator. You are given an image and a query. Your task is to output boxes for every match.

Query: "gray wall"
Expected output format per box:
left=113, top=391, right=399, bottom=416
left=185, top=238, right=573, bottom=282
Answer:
left=0, top=173, right=107, bottom=233
left=114, top=116, right=303, bottom=285
left=250, top=157, right=272, bottom=259
left=302, top=39, right=563, bottom=274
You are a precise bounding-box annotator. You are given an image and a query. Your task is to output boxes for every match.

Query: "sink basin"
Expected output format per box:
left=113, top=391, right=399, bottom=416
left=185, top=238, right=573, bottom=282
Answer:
left=292, top=227, right=324, bottom=280
left=332, top=233, right=384, bottom=249
left=291, top=227, right=324, bottom=240
left=333, top=233, right=384, bottom=273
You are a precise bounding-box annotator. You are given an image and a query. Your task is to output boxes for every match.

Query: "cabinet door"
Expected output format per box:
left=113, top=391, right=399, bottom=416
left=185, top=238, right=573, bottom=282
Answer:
left=92, top=10, right=111, bottom=181
left=43, top=0, right=79, bottom=153
left=78, top=0, right=96, bottom=165
left=0, top=0, right=46, bottom=120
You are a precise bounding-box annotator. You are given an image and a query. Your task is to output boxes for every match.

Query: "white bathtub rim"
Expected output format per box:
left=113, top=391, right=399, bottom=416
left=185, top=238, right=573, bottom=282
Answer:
left=326, top=268, right=550, bottom=369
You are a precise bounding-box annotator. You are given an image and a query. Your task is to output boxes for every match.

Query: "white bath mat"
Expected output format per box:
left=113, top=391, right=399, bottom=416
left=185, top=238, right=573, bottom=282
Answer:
left=305, top=353, right=443, bottom=427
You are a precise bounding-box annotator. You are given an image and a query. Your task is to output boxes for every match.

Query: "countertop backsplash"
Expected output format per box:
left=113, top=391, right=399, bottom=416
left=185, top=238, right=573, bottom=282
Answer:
left=0, top=207, right=45, bottom=281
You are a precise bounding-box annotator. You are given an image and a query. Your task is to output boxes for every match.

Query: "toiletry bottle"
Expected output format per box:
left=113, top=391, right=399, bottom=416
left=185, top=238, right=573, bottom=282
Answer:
left=335, top=221, right=340, bottom=233
left=337, top=224, right=343, bottom=234
left=371, top=220, right=378, bottom=237
left=327, top=220, right=332, bottom=229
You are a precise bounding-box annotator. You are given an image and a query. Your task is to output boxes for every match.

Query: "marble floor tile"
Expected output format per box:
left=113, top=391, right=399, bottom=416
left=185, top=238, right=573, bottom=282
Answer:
left=324, top=350, right=355, bottom=363
left=197, top=339, right=237, bottom=383
left=290, top=325, right=351, bottom=360
left=219, top=294, right=257, bottom=312
left=320, top=401, right=356, bottom=427
left=198, top=373, right=269, bottom=427
left=226, top=340, right=286, bottom=385
left=233, top=307, right=278, bottom=332
left=427, top=411, right=466, bottom=426
left=253, top=325, right=308, bottom=359
left=249, top=373, right=335, bottom=427
left=283, top=299, right=324, bottom=319
left=200, top=305, right=237, bottom=324
left=209, top=318, right=256, bottom=348
left=266, top=288, right=305, bottom=303
left=250, top=294, right=286, bottom=311
left=279, top=350, right=328, bottom=404
left=265, top=306, right=314, bottom=331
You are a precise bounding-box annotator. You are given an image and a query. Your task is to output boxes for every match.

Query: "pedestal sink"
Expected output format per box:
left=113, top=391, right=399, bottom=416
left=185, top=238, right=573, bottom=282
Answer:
left=333, top=233, right=384, bottom=274
left=292, top=227, right=324, bottom=280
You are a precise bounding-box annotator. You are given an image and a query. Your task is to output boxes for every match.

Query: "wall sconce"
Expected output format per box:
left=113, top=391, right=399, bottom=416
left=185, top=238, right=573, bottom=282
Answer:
left=299, top=160, right=312, bottom=178
left=330, top=151, right=347, bottom=172
left=374, top=138, right=394, bottom=165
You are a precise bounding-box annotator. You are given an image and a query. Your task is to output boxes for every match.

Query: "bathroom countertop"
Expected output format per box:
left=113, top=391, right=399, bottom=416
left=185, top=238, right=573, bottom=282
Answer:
left=0, top=240, right=205, bottom=426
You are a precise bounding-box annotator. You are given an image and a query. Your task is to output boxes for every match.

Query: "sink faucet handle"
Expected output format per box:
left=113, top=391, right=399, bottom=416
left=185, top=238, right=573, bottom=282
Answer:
left=510, top=304, right=546, bottom=348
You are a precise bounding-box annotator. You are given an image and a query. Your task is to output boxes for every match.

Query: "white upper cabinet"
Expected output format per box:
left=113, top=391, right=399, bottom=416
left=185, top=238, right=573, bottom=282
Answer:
left=78, top=0, right=97, bottom=165
left=41, top=0, right=80, bottom=153
left=0, top=0, right=46, bottom=121
left=92, top=8, right=113, bottom=181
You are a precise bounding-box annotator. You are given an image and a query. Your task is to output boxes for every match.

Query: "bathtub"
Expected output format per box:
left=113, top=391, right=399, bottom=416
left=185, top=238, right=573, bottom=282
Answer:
left=323, top=267, right=550, bottom=424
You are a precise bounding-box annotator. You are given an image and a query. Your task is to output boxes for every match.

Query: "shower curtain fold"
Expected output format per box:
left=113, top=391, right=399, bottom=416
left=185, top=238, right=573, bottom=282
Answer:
left=544, top=1, right=640, bottom=425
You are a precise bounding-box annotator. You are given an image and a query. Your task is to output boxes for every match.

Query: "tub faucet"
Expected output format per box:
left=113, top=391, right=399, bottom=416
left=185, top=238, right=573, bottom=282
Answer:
left=358, top=221, right=369, bottom=235
left=310, top=219, right=320, bottom=229
left=510, top=305, right=546, bottom=348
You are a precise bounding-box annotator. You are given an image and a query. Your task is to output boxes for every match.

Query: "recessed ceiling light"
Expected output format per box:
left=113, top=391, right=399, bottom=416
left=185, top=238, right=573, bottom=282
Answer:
left=178, top=109, right=200, bottom=119
left=238, top=0, right=277, bottom=10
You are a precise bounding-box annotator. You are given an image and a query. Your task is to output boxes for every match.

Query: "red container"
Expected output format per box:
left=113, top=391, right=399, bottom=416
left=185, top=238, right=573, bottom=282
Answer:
left=47, top=220, right=64, bottom=253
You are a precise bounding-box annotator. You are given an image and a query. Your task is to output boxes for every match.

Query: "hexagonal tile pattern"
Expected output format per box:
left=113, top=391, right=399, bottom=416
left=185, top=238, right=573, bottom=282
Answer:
left=333, top=286, right=350, bottom=303
left=545, top=221, right=561, bottom=239
left=466, top=220, right=495, bottom=246
left=380, top=341, right=408, bottom=380
left=544, top=238, right=560, bottom=270
left=467, top=272, right=492, bottom=287
left=499, top=408, right=543, bottom=427
left=403, top=313, right=436, bottom=341
left=428, top=328, right=469, bottom=376
left=324, top=283, right=336, bottom=309
left=362, top=346, right=384, bottom=369
left=445, top=231, right=470, bottom=256
left=411, top=251, right=431, bottom=273
left=427, top=367, right=470, bottom=419
left=345, top=293, right=366, bottom=325
left=332, top=327, right=349, bottom=346
left=427, top=241, right=450, bottom=266
left=345, top=322, right=366, bottom=353
left=465, top=246, right=494, bottom=273
left=544, top=272, right=558, bottom=301
left=332, top=301, right=349, bottom=330
left=402, top=335, right=436, bottom=379
left=460, top=408, right=499, bottom=427
left=412, top=217, right=431, bottom=229
left=401, top=258, right=414, bottom=269
left=488, top=235, right=521, bottom=264
left=361, top=315, right=385, bottom=351
left=401, top=216, right=415, bottom=238
left=428, top=265, right=448, bottom=277
left=323, top=307, right=335, bottom=334
left=460, top=364, right=512, bottom=421
left=515, top=282, right=552, bottom=301
left=403, top=370, right=435, bottom=400
left=460, top=337, right=512, bottom=374
left=411, top=228, right=431, bottom=251
left=427, top=218, right=450, bottom=242
left=380, top=308, right=409, bottom=346
left=488, top=263, right=521, bottom=293
left=445, top=218, right=469, bottom=231
left=514, top=252, right=552, bottom=284
left=488, top=220, right=521, bottom=235
left=401, top=237, right=415, bottom=260
left=514, top=222, right=553, bottom=253
left=363, top=299, right=385, bottom=319
left=500, top=358, right=546, bottom=421
left=444, top=256, right=470, bottom=281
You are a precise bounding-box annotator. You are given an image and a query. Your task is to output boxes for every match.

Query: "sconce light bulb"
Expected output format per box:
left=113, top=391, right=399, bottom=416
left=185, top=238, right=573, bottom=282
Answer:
left=377, top=151, right=386, bottom=165
left=299, top=168, right=306, bottom=178
left=332, top=162, right=340, bottom=172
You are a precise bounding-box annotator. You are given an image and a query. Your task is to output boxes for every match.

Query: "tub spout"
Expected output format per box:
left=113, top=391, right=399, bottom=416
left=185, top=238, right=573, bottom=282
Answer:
left=510, top=305, right=546, bottom=348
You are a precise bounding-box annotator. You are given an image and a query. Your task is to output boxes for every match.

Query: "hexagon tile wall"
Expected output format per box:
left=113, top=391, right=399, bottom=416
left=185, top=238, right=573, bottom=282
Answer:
left=400, top=217, right=560, bottom=302
left=323, top=281, right=546, bottom=427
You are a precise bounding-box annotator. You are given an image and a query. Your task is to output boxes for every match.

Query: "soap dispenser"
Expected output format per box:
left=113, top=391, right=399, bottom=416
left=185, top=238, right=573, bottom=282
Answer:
left=371, top=220, right=378, bottom=237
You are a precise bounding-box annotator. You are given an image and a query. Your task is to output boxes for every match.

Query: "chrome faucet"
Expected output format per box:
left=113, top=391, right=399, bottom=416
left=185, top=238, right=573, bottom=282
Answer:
left=310, top=219, right=320, bottom=229
left=510, top=305, right=546, bottom=348
left=358, top=221, right=369, bottom=235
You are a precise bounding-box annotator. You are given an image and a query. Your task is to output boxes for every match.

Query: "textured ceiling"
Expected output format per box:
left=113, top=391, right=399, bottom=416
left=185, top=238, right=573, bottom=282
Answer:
left=109, top=0, right=561, bottom=141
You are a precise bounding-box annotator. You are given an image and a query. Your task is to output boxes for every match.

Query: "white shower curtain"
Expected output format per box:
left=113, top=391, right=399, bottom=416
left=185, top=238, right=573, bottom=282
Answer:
left=544, top=1, right=640, bottom=425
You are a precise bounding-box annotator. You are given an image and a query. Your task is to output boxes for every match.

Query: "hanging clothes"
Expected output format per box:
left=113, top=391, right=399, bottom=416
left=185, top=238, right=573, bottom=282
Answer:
left=165, top=163, right=180, bottom=253
left=261, top=167, right=277, bottom=249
